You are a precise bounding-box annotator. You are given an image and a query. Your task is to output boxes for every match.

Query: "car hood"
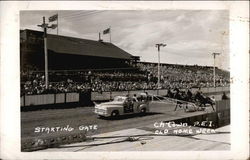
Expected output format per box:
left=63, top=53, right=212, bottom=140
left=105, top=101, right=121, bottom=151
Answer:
left=97, top=101, right=123, bottom=107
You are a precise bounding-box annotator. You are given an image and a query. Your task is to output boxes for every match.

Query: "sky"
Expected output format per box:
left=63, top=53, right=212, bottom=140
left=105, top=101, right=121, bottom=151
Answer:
left=20, top=10, right=229, bottom=70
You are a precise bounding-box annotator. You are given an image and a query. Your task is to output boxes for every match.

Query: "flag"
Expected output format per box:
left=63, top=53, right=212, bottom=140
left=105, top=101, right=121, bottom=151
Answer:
left=103, top=28, right=110, bottom=34
left=50, top=24, right=58, bottom=29
left=49, top=14, right=58, bottom=22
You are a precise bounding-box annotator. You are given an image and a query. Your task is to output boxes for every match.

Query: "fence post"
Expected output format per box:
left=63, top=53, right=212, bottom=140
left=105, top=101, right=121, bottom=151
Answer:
left=54, top=93, right=56, bottom=104
left=64, top=93, right=67, bottom=103
left=23, top=95, right=26, bottom=107
left=90, top=91, right=92, bottom=102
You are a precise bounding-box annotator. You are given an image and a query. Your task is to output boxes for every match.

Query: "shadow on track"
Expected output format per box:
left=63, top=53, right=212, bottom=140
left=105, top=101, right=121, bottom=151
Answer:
left=21, top=103, right=92, bottom=112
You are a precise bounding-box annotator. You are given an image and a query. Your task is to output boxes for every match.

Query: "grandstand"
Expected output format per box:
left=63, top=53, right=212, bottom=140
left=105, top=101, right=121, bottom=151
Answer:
left=20, top=29, right=230, bottom=95
left=20, top=29, right=139, bottom=71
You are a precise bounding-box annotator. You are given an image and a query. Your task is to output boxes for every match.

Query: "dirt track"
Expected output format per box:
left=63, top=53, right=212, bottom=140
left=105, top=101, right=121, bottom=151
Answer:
left=21, top=101, right=215, bottom=142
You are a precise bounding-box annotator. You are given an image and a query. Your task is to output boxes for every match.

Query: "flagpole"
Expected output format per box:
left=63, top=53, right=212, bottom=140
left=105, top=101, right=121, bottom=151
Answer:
left=109, top=26, right=111, bottom=43
left=39, top=14, right=58, bottom=89
left=57, top=13, right=58, bottom=35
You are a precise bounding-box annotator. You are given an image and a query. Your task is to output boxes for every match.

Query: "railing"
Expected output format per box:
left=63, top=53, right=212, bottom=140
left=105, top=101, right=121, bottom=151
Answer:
left=215, top=99, right=230, bottom=127
left=91, top=86, right=230, bottom=101
left=21, top=86, right=230, bottom=107
left=216, top=99, right=230, bottom=112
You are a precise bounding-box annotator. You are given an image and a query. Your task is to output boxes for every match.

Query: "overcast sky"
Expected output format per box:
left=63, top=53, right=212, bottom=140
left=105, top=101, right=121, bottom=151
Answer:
left=20, top=10, right=229, bottom=70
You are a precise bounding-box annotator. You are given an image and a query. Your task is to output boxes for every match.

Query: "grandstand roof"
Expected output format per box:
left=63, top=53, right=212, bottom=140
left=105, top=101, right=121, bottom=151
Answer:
left=23, top=29, right=133, bottom=60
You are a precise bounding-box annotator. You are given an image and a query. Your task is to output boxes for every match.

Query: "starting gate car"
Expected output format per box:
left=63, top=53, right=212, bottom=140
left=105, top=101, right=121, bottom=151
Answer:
left=94, top=96, right=149, bottom=117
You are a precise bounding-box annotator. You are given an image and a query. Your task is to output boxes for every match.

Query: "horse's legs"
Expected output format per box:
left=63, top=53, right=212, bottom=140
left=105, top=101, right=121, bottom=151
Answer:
left=198, top=102, right=204, bottom=111
left=174, top=103, right=179, bottom=111
left=211, top=104, right=215, bottom=111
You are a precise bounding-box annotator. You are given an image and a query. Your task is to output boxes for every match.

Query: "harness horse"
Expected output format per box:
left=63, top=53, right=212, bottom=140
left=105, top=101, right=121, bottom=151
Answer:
left=194, top=92, right=215, bottom=111
left=165, top=89, right=215, bottom=112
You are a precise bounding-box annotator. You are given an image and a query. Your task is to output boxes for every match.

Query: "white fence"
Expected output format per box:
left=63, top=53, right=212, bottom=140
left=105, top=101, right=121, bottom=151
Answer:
left=216, top=99, right=230, bottom=112
left=21, top=93, right=79, bottom=107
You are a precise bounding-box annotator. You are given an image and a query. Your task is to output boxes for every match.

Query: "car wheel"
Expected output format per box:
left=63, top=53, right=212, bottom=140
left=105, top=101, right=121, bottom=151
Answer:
left=111, top=110, right=119, bottom=117
left=140, top=108, right=146, bottom=115
left=98, top=115, right=104, bottom=119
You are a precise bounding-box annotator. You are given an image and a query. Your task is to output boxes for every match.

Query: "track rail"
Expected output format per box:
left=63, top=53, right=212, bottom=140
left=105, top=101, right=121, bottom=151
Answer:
left=151, top=95, right=199, bottom=112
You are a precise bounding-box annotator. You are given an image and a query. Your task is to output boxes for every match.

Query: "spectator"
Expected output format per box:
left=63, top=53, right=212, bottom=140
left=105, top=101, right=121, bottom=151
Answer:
left=222, top=92, right=229, bottom=100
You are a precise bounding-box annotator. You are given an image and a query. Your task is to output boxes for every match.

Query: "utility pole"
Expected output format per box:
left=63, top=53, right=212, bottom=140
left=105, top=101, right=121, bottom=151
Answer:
left=212, top=52, right=220, bottom=88
left=37, top=16, right=56, bottom=89
left=155, top=43, right=166, bottom=89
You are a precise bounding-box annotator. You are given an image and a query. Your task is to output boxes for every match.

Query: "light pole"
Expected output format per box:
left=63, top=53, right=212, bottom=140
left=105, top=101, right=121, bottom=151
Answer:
left=38, top=16, right=57, bottom=89
left=155, top=43, right=166, bottom=89
left=212, top=52, right=220, bottom=88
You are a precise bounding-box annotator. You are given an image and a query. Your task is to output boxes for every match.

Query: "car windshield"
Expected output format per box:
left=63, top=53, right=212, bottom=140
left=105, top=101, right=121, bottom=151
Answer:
left=113, top=96, right=126, bottom=102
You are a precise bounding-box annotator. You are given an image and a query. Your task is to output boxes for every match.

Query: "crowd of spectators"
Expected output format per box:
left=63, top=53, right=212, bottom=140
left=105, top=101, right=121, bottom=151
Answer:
left=21, top=71, right=152, bottom=95
left=137, top=63, right=229, bottom=88
left=21, top=63, right=230, bottom=95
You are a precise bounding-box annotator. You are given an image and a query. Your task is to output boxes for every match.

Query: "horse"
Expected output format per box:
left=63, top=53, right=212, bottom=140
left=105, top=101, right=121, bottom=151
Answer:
left=173, top=90, right=189, bottom=111
left=194, top=92, right=215, bottom=111
left=165, top=89, right=174, bottom=98
left=186, top=89, right=194, bottom=102
left=166, top=88, right=215, bottom=112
